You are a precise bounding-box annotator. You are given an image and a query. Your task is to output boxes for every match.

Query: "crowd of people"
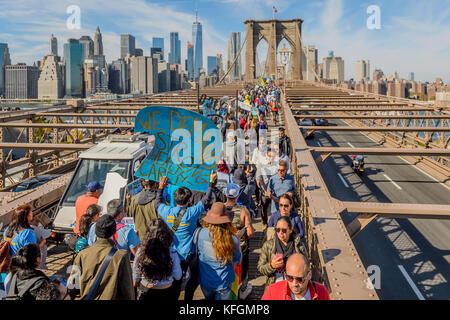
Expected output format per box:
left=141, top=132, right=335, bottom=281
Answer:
left=0, top=80, right=329, bottom=301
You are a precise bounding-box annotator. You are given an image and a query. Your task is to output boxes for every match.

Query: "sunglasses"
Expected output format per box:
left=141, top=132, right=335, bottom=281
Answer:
left=275, top=228, right=288, bottom=234
left=279, top=203, right=290, bottom=208
left=278, top=169, right=287, bottom=172
left=286, top=274, right=307, bottom=284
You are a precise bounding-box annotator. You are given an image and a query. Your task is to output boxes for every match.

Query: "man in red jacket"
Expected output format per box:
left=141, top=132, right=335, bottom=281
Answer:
left=261, top=253, right=330, bottom=300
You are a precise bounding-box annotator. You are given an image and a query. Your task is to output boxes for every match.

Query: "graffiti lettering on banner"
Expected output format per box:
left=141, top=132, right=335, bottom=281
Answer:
left=134, top=106, right=223, bottom=192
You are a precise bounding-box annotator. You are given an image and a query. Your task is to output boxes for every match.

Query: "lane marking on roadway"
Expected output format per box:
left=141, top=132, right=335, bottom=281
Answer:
left=317, top=141, right=322, bottom=147
left=348, top=142, right=355, bottom=148
left=341, top=119, right=450, bottom=192
left=397, top=265, right=425, bottom=300
left=337, top=173, right=350, bottom=188
left=383, top=174, right=402, bottom=190
left=398, top=157, right=450, bottom=192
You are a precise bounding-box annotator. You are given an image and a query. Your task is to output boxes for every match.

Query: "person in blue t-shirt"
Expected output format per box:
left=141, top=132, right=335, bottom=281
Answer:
left=88, top=199, right=140, bottom=256
left=194, top=202, right=241, bottom=300
left=155, top=172, right=217, bottom=300
left=2, top=204, right=37, bottom=256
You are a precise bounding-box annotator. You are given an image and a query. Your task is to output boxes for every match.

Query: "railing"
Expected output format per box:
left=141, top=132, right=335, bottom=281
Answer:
left=281, top=89, right=379, bottom=300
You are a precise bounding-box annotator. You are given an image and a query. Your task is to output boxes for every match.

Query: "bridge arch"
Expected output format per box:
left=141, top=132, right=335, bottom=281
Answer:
left=244, top=19, right=304, bottom=81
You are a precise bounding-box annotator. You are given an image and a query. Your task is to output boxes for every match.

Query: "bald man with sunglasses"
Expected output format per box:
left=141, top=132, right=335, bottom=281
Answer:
left=261, top=253, right=330, bottom=300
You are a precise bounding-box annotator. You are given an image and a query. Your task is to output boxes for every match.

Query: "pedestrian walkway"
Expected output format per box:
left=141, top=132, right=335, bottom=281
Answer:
left=181, top=114, right=283, bottom=300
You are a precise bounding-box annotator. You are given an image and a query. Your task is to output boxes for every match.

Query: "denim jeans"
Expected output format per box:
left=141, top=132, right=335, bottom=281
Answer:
left=201, top=286, right=232, bottom=300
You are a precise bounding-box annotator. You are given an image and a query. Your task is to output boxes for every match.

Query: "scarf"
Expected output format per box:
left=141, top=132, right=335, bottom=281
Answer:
left=275, top=234, right=295, bottom=273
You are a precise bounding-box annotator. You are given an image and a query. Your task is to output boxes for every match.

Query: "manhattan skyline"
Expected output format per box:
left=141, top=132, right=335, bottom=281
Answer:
left=0, top=0, right=449, bottom=82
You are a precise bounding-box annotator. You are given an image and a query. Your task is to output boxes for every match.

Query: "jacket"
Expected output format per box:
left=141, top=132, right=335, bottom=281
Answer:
left=127, top=189, right=158, bottom=241
left=71, top=238, right=135, bottom=300
left=257, top=236, right=308, bottom=286
left=279, top=135, right=292, bottom=159
left=6, top=269, right=49, bottom=300
left=261, top=279, right=330, bottom=300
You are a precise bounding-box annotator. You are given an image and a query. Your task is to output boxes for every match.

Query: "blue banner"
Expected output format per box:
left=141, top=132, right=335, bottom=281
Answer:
left=134, top=106, right=223, bottom=192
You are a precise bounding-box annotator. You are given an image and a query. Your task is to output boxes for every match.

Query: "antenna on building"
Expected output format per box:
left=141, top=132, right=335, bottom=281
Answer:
left=195, top=3, right=198, bottom=23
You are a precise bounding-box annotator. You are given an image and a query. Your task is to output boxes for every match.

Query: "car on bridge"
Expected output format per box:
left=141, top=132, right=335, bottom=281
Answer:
left=13, top=174, right=62, bottom=192
left=297, top=119, right=316, bottom=139
left=51, top=133, right=154, bottom=236
left=312, top=114, right=329, bottom=126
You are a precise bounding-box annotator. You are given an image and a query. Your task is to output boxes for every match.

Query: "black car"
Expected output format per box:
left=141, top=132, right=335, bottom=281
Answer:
left=13, top=174, right=62, bottom=192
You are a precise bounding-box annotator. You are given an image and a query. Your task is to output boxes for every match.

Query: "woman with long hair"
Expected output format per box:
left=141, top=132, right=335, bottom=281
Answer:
left=132, top=218, right=181, bottom=300
left=3, top=204, right=37, bottom=256
left=75, top=204, right=102, bottom=254
left=5, top=243, right=49, bottom=300
left=195, top=202, right=241, bottom=300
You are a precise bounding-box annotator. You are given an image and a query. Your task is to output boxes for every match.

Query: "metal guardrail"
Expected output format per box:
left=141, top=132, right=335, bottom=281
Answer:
left=281, top=90, right=379, bottom=300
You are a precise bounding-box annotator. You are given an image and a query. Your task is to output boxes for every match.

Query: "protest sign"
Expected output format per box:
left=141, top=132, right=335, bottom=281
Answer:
left=239, top=101, right=251, bottom=112
left=134, top=106, right=222, bottom=192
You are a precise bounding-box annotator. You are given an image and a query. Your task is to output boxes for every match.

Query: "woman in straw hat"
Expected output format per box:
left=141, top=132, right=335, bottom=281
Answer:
left=194, top=202, right=241, bottom=300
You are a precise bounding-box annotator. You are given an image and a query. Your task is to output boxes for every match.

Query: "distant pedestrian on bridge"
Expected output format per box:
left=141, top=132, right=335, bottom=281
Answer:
left=279, top=127, right=292, bottom=160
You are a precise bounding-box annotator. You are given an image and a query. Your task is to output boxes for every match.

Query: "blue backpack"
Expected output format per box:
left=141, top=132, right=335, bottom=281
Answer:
left=75, top=235, right=89, bottom=254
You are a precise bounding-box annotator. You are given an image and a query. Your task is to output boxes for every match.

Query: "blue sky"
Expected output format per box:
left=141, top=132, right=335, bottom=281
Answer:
left=1, top=0, right=450, bottom=82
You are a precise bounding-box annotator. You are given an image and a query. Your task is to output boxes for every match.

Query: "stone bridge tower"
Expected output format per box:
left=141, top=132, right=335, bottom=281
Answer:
left=244, top=19, right=303, bottom=81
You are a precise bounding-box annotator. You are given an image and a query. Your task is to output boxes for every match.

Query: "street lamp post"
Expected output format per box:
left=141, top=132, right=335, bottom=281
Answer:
left=279, top=43, right=291, bottom=93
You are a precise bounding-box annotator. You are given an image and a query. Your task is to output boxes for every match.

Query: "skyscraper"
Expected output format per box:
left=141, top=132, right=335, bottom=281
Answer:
left=152, top=37, right=164, bottom=59
left=409, top=72, right=415, bottom=81
left=0, top=43, right=11, bottom=96
left=79, top=35, right=94, bottom=59
left=5, top=63, right=40, bottom=99
left=135, top=48, right=143, bottom=57
left=109, top=59, right=127, bottom=94
left=121, top=34, right=136, bottom=59
left=323, top=52, right=344, bottom=83
left=306, top=45, right=318, bottom=82
left=50, top=35, right=58, bottom=56
left=94, top=26, right=103, bottom=56
left=228, top=32, right=241, bottom=80
left=355, top=60, right=370, bottom=83
left=187, top=42, right=194, bottom=80
left=130, top=56, right=158, bottom=94
left=169, top=32, right=181, bottom=65
left=216, top=54, right=224, bottom=79
left=38, top=55, right=63, bottom=99
left=64, top=39, right=84, bottom=97
left=373, top=69, right=384, bottom=81
left=207, top=56, right=217, bottom=76
left=192, top=11, right=203, bottom=80
left=151, top=48, right=163, bottom=61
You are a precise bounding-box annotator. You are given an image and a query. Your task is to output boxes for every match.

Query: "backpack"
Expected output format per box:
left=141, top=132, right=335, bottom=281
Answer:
left=111, top=223, right=127, bottom=248
left=4, top=273, right=47, bottom=300
left=259, top=121, right=268, bottom=130
left=0, top=228, right=24, bottom=273
left=75, top=235, right=89, bottom=254
left=271, top=101, right=278, bottom=112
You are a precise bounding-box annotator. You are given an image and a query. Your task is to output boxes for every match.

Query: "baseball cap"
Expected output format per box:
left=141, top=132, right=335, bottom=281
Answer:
left=87, top=181, right=103, bottom=192
left=226, top=183, right=241, bottom=199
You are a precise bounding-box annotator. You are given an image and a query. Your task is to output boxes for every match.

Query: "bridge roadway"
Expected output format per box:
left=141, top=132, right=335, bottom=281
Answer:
left=309, top=118, right=450, bottom=300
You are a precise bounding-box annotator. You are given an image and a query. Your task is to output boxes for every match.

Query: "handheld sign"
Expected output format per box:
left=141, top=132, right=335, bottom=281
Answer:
left=134, top=106, right=222, bottom=192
